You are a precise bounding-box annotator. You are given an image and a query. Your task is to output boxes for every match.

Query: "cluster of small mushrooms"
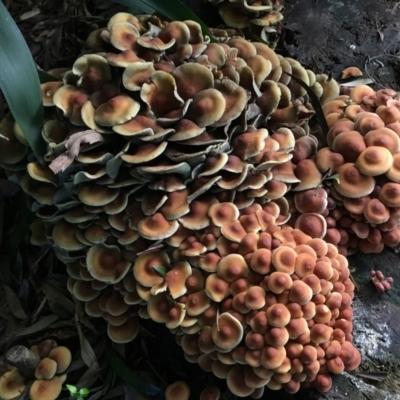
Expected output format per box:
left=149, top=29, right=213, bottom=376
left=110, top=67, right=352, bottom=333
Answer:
left=1, top=9, right=397, bottom=397
left=0, top=340, right=71, bottom=400
left=370, top=270, right=393, bottom=292
left=203, top=0, right=284, bottom=47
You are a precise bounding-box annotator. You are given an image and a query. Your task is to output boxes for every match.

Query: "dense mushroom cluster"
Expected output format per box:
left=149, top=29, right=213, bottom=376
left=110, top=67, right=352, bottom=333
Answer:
left=0, top=340, right=72, bottom=400
left=203, top=0, right=284, bottom=47
left=137, top=205, right=360, bottom=396
left=309, top=85, right=400, bottom=255
left=0, top=10, right=376, bottom=397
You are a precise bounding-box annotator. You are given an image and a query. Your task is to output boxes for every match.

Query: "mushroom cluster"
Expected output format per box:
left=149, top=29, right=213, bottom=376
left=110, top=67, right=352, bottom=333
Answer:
left=203, top=0, right=284, bottom=47
left=370, top=270, right=393, bottom=292
left=2, top=12, right=339, bottom=343
left=309, top=85, right=400, bottom=254
left=0, top=339, right=72, bottom=400
left=131, top=205, right=359, bottom=396
left=0, top=10, right=365, bottom=397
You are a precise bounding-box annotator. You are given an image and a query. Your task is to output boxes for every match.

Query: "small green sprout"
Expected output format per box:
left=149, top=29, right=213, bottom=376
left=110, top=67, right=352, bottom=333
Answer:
left=66, top=384, right=90, bottom=400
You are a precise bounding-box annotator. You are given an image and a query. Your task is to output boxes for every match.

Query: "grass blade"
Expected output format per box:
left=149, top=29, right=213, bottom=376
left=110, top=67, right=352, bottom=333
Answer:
left=111, top=0, right=216, bottom=42
left=0, top=3, right=46, bottom=162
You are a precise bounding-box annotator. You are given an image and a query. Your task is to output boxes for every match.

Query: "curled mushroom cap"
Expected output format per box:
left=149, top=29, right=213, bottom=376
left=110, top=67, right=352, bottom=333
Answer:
left=94, top=95, right=140, bottom=126
left=165, top=381, right=190, bottom=400
left=212, top=312, right=243, bottom=350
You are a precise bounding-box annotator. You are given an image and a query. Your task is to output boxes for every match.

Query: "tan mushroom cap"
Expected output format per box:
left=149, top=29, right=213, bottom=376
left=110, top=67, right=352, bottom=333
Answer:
left=27, top=162, right=57, bottom=185
left=364, top=198, right=390, bottom=224
left=133, top=251, right=170, bottom=287
left=29, top=375, right=66, bottom=400
left=87, top=243, right=131, bottom=284
left=53, top=84, right=89, bottom=126
left=141, top=70, right=184, bottom=117
left=138, top=213, right=179, bottom=240
left=77, top=182, right=119, bottom=206
left=48, top=346, right=72, bottom=373
left=205, top=273, right=229, bottom=301
left=213, top=79, right=248, bottom=127
left=266, top=303, right=291, bottom=327
left=41, top=81, right=64, bottom=106
left=217, top=254, right=249, bottom=282
left=52, top=219, right=86, bottom=251
left=292, top=159, right=322, bottom=192
left=104, top=49, right=144, bottom=67
left=208, top=202, right=240, bottom=227
left=356, top=146, right=393, bottom=176
left=212, top=312, right=244, bottom=350
left=295, top=213, right=327, bottom=239
left=379, top=182, right=400, bottom=207
left=107, top=317, right=139, bottom=343
left=333, top=163, right=375, bottom=198
left=94, top=95, right=140, bottom=126
left=172, top=63, right=214, bottom=101
left=0, top=369, right=26, bottom=400
left=386, top=153, right=400, bottom=183
left=165, top=381, right=190, bottom=400
left=109, top=22, right=140, bottom=51
left=331, top=131, right=366, bottom=163
left=272, top=246, right=297, bottom=274
left=35, top=357, right=57, bottom=380
left=122, top=61, right=156, bottom=91
left=364, top=127, right=400, bottom=154
left=165, top=261, right=192, bottom=299
left=200, top=386, right=221, bottom=400
left=72, top=54, right=112, bottom=92
left=188, top=88, right=226, bottom=127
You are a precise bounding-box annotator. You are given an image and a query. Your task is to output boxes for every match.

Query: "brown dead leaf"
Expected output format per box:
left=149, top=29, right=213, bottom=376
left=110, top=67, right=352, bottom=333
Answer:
left=49, top=130, right=104, bottom=174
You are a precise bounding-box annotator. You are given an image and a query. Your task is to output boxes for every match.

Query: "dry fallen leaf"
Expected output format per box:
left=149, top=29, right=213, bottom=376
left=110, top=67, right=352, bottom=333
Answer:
left=49, top=130, right=104, bottom=174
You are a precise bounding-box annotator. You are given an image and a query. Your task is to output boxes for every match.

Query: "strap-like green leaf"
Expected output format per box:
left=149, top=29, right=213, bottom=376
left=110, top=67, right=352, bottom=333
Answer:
left=111, top=0, right=216, bottom=42
left=0, top=3, right=46, bottom=162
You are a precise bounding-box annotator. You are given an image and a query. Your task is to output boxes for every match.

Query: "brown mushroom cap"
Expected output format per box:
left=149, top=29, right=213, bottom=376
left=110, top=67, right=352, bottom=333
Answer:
left=87, top=243, right=131, bottom=284
left=35, top=357, right=58, bottom=380
left=107, top=317, right=140, bottom=343
left=0, top=369, right=26, bottom=400
left=379, top=182, right=400, bottom=207
left=266, top=303, right=291, bottom=327
left=272, top=246, right=297, bottom=274
left=165, top=381, right=190, bottom=400
left=29, top=375, right=66, bottom=400
left=94, top=95, right=140, bottom=126
left=226, top=365, right=255, bottom=397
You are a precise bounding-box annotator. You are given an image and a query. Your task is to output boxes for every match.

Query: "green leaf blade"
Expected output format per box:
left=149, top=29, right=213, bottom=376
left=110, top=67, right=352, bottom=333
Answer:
left=153, top=265, right=167, bottom=277
left=0, top=3, right=46, bottom=162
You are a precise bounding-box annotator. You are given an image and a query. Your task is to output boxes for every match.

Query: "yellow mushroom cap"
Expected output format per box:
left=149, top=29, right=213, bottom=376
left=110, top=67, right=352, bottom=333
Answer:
left=165, top=380, right=190, bottom=400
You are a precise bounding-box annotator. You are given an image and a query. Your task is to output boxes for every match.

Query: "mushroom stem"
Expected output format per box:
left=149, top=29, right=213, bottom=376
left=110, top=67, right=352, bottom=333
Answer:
left=6, top=345, right=40, bottom=378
